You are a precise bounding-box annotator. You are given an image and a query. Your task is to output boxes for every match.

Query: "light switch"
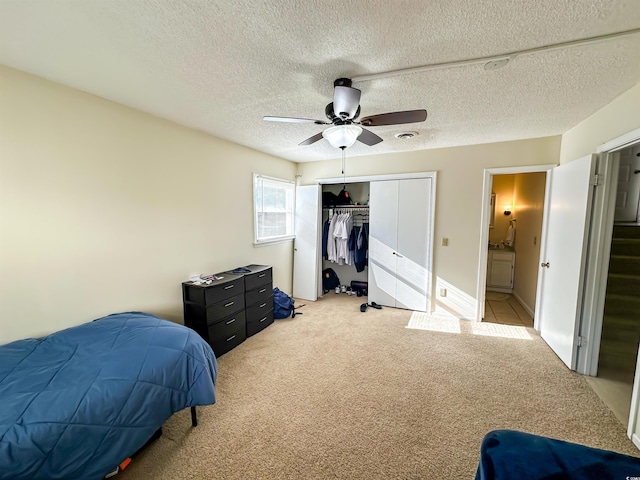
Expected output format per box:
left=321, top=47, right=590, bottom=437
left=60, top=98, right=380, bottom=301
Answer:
left=441, top=238, right=449, bottom=246
left=439, top=288, right=447, bottom=297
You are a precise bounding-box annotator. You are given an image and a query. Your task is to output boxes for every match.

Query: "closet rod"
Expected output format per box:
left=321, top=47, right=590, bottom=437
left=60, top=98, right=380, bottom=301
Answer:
left=322, top=205, right=369, bottom=209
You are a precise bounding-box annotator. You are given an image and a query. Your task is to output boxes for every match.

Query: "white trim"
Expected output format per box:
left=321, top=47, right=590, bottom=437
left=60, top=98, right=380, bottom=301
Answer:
left=632, top=434, right=640, bottom=451
left=253, top=173, right=296, bottom=245
left=596, top=127, right=640, bottom=153
left=628, top=346, right=640, bottom=440
left=254, top=173, right=295, bottom=184
left=253, top=235, right=295, bottom=247
left=318, top=171, right=436, bottom=184
left=476, top=164, right=555, bottom=324
left=578, top=152, right=620, bottom=376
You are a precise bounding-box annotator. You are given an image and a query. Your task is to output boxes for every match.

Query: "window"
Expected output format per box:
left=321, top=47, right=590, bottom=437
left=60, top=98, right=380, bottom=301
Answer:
left=253, top=174, right=295, bottom=245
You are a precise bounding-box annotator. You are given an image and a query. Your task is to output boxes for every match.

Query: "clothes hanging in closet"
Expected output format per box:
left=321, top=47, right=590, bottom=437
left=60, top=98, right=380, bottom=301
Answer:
left=323, top=210, right=369, bottom=270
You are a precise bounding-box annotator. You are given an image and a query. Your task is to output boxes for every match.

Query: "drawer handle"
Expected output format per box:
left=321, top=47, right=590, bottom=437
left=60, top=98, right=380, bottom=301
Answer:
left=259, top=316, right=267, bottom=323
left=224, top=301, right=234, bottom=307
left=259, top=288, right=266, bottom=293
left=258, top=273, right=266, bottom=278
left=226, top=318, right=236, bottom=325
left=259, top=302, right=267, bottom=308
left=224, top=285, right=234, bottom=290
left=226, top=334, right=236, bottom=342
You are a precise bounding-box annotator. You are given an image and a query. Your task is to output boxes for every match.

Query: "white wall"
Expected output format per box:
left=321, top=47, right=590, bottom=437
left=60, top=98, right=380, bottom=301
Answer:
left=560, top=82, right=640, bottom=164
left=0, top=66, right=296, bottom=344
left=298, top=137, right=561, bottom=320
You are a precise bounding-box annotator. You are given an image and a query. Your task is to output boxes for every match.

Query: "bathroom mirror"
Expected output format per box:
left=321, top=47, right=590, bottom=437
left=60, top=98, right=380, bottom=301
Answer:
left=489, top=193, right=496, bottom=228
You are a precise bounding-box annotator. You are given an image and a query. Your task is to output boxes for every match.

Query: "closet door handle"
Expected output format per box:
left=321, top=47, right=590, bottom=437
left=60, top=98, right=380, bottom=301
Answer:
left=393, top=252, right=404, bottom=258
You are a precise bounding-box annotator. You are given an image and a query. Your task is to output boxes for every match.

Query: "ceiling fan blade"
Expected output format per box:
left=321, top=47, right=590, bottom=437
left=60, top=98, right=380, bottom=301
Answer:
left=357, top=128, right=383, bottom=146
left=333, top=86, right=361, bottom=119
left=263, top=116, right=328, bottom=124
left=360, top=109, right=427, bottom=126
left=298, top=132, right=325, bottom=146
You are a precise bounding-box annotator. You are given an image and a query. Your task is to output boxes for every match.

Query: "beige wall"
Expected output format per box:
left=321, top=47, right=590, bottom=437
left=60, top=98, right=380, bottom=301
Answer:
left=512, top=172, right=546, bottom=314
left=298, top=136, right=561, bottom=320
left=0, top=66, right=296, bottom=344
left=560, top=82, right=640, bottom=164
left=489, top=175, right=515, bottom=244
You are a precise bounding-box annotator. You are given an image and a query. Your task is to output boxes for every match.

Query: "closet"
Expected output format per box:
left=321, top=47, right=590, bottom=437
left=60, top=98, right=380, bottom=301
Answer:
left=293, top=173, right=435, bottom=313
left=321, top=182, right=370, bottom=291
left=368, top=178, right=433, bottom=311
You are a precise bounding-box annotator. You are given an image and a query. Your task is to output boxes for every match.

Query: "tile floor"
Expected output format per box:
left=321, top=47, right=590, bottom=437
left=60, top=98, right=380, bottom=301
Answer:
left=483, top=292, right=534, bottom=327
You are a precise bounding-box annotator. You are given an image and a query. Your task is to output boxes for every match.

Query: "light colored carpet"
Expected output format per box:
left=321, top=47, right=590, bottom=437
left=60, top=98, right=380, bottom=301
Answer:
left=120, top=295, right=638, bottom=479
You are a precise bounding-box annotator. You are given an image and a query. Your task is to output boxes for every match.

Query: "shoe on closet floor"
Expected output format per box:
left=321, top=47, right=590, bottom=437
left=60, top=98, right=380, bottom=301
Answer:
left=369, top=302, right=382, bottom=309
left=360, top=303, right=368, bottom=312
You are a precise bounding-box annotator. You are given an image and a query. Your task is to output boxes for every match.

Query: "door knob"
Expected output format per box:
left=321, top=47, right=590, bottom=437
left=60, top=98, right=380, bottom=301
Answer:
left=541, top=262, right=550, bottom=268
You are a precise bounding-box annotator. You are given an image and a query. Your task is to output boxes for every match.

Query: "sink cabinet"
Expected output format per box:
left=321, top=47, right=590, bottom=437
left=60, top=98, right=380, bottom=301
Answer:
left=487, top=250, right=515, bottom=292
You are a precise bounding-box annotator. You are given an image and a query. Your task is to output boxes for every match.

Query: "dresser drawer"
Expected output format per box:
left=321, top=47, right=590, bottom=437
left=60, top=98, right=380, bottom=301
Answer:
left=206, top=293, right=245, bottom=322
left=204, top=277, right=245, bottom=305
left=211, top=322, right=246, bottom=357
left=208, top=310, right=246, bottom=342
left=245, top=284, right=272, bottom=305
left=246, top=295, right=273, bottom=322
left=182, top=274, right=244, bottom=306
left=246, top=309, right=274, bottom=337
left=245, top=267, right=272, bottom=291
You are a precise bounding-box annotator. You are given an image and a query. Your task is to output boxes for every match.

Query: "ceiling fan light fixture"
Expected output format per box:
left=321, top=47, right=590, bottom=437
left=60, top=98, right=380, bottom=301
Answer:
left=322, top=124, right=363, bottom=149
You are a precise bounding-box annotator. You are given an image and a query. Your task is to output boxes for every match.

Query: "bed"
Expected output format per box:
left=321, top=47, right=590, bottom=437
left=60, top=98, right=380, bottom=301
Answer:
left=0, top=311, right=217, bottom=480
left=476, top=429, right=640, bottom=479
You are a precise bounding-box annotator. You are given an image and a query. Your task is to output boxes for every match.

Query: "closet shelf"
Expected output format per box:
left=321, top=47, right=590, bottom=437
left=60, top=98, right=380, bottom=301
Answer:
left=322, top=205, right=369, bottom=209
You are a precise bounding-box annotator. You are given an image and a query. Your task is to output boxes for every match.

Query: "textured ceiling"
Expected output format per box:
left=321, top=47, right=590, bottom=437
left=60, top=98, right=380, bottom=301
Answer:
left=1, top=0, right=639, bottom=162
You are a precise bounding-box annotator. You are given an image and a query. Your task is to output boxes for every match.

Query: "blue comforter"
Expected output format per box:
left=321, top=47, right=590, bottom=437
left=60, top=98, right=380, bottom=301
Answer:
left=0, top=312, right=217, bottom=479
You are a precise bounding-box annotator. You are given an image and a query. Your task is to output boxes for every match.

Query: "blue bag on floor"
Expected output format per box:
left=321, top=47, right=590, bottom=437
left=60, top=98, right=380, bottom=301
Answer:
left=273, top=287, right=295, bottom=319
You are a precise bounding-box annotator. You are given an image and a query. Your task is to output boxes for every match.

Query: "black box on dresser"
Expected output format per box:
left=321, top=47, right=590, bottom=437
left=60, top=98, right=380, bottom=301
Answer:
left=182, top=273, right=247, bottom=357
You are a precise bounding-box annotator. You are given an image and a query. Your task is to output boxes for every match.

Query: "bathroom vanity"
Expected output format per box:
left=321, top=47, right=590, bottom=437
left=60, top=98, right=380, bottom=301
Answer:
left=487, top=248, right=515, bottom=292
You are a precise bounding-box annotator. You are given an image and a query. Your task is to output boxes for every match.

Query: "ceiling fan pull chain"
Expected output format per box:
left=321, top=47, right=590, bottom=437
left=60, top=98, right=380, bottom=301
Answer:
left=342, top=148, right=346, bottom=187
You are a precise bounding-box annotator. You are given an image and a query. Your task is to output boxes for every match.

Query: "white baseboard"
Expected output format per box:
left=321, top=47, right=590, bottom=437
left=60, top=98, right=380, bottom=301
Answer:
left=632, top=433, right=640, bottom=451
left=513, top=290, right=535, bottom=318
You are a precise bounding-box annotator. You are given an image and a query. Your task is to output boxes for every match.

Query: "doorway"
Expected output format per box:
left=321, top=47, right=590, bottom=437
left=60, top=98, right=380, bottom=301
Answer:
left=585, top=143, right=640, bottom=427
left=483, top=172, right=547, bottom=327
left=476, top=165, right=555, bottom=326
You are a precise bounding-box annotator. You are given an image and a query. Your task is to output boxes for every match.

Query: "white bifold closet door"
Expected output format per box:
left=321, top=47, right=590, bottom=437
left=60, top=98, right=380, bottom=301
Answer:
left=368, top=178, right=432, bottom=312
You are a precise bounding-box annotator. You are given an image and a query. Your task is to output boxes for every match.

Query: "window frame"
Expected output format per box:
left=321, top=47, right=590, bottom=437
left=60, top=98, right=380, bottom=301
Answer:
left=253, top=173, right=295, bottom=246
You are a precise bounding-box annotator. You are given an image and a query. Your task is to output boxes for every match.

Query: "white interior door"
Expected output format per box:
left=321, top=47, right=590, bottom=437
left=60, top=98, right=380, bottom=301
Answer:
left=396, top=178, right=432, bottom=311
left=293, top=185, right=320, bottom=301
left=615, top=145, right=640, bottom=222
left=538, top=154, right=597, bottom=369
left=368, top=180, right=399, bottom=308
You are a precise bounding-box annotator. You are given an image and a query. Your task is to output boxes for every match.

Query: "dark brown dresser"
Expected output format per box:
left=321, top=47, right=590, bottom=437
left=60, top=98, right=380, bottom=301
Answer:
left=238, top=265, right=274, bottom=337
left=182, top=273, right=247, bottom=357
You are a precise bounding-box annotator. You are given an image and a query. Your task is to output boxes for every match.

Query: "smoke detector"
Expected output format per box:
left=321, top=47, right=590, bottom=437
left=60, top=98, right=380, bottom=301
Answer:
left=394, top=131, right=418, bottom=139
